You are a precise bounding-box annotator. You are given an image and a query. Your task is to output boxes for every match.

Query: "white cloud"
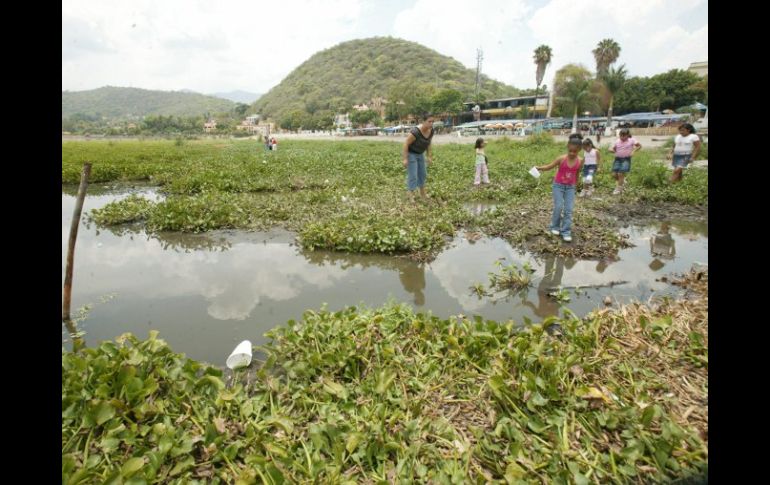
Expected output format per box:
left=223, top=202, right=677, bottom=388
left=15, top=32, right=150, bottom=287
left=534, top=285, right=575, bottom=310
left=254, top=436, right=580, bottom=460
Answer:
left=393, top=0, right=532, bottom=86
left=528, top=0, right=707, bottom=86
left=62, top=0, right=707, bottom=94
left=653, top=25, right=708, bottom=71
left=62, top=0, right=364, bottom=92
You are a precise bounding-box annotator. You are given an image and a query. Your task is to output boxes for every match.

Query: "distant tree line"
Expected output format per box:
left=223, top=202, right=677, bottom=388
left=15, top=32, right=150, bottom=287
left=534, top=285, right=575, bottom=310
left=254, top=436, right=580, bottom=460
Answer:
left=61, top=104, right=254, bottom=136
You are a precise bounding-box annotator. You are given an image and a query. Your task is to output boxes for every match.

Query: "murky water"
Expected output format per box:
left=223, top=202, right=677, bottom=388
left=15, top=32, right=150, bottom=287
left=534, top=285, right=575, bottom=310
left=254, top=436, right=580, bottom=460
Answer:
left=63, top=187, right=707, bottom=365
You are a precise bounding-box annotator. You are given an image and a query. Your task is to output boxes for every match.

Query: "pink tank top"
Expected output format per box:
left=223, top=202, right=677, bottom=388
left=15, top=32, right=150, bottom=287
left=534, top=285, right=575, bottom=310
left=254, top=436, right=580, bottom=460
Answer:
left=553, top=156, right=581, bottom=185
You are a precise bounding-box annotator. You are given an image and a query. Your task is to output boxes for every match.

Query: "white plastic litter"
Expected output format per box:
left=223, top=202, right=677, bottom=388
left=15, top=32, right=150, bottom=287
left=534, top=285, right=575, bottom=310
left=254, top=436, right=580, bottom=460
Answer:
left=226, top=340, right=252, bottom=369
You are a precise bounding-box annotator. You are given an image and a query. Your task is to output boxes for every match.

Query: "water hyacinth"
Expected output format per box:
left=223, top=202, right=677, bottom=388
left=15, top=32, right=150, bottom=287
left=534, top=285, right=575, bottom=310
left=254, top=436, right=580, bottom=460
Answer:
left=64, top=138, right=706, bottom=260
left=62, top=269, right=708, bottom=484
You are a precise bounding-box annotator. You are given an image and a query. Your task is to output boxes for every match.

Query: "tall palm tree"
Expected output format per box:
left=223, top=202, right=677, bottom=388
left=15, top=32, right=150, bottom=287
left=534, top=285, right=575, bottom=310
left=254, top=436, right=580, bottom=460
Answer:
left=557, top=77, right=595, bottom=134
left=533, top=45, right=552, bottom=119
left=592, top=39, right=621, bottom=77
left=600, top=64, right=627, bottom=129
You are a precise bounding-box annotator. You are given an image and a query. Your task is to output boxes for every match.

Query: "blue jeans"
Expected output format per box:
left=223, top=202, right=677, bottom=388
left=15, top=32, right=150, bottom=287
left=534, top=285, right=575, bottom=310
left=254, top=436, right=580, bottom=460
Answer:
left=406, top=152, right=427, bottom=191
left=551, top=182, right=576, bottom=237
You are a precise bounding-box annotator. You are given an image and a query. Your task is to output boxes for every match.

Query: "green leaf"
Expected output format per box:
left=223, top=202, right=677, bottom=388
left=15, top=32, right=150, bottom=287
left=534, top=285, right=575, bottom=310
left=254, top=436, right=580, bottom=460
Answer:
left=196, top=375, right=225, bottom=390
left=346, top=433, right=364, bottom=454
left=641, top=405, right=655, bottom=427
left=527, top=418, right=547, bottom=434
left=264, top=416, right=294, bottom=435
left=531, top=392, right=548, bottom=407
left=264, top=442, right=288, bottom=458
left=322, top=379, right=349, bottom=399
left=375, top=369, right=397, bottom=394
left=121, top=457, right=145, bottom=477
left=169, top=456, right=194, bottom=477
left=95, top=401, right=116, bottom=426
left=504, top=462, right=526, bottom=483
left=158, top=435, right=173, bottom=454
left=99, top=437, right=120, bottom=453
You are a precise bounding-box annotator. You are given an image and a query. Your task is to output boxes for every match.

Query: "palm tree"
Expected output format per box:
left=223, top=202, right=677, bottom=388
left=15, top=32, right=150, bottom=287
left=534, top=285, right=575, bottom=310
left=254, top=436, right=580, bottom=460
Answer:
left=557, top=77, right=595, bottom=134
left=600, top=65, right=627, bottom=129
left=533, top=45, right=553, bottom=119
left=592, top=39, right=621, bottom=77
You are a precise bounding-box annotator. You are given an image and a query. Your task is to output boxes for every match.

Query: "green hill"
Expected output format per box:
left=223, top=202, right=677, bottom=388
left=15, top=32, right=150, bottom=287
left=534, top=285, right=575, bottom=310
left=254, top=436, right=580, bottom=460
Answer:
left=62, top=86, right=237, bottom=120
left=254, top=37, right=520, bottom=122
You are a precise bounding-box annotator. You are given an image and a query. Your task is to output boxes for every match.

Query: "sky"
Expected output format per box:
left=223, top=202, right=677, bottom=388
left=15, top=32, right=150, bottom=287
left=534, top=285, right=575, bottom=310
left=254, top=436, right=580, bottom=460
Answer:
left=62, top=0, right=708, bottom=95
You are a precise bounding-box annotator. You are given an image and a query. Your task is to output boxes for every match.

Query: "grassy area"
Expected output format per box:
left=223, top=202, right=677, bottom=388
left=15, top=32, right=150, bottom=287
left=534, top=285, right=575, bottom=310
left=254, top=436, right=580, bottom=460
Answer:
left=62, top=269, right=708, bottom=484
left=64, top=138, right=707, bottom=259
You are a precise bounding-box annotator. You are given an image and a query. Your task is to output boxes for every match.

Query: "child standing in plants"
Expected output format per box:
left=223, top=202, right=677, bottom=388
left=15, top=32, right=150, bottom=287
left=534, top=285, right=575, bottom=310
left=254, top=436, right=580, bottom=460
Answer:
left=473, top=137, right=490, bottom=186
left=667, top=123, right=701, bottom=183
left=609, top=128, right=641, bottom=195
left=579, top=138, right=601, bottom=197
left=536, top=135, right=584, bottom=242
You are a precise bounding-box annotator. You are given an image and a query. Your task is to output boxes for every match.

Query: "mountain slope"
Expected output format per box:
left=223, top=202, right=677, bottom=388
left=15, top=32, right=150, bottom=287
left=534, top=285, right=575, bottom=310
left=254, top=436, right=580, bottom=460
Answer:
left=254, top=37, right=520, bottom=121
left=62, top=86, right=236, bottom=119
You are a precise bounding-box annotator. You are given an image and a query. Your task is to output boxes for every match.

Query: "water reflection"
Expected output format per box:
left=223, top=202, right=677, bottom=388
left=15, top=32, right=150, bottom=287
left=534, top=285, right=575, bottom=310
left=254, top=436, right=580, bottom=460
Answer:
left=301, top=249, right=427, bottom=306
left=521, top=256, right=573, bottom=319
left=90, top=222, right=234, bottom=252
left=463, top=202, right=498, bottom=217
left=63, top=189, right=708, bottom=363
left=650, top=222, right=676, bottom=259
left=648, top=222, right=677, bottom=271
left=398, top=264, right=426, bottom=306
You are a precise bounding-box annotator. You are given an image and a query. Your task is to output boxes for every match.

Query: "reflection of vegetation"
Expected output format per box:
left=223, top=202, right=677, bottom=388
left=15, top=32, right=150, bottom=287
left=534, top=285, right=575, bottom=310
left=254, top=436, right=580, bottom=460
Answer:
left=547, top=286, right=571, bottom=303
left=152, top=231, right=233, bottom=253
left=87, top=222, right=233, bottom=252
left=667, top=219, right=708, bottom=238
left=63, top=271, right=708, bottom=483
left=488, top=261, right=534, bottom=292
left=469, top=282, right=488, bottom=298
left=62, top=294, right=116, bottom=352
left=299, top=247, right=417, bottom=272
left=62, top=181, right=158, bottom=197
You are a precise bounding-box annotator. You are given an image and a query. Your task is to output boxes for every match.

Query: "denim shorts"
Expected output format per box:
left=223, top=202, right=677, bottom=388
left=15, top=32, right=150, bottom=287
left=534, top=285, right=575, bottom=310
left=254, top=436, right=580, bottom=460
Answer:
left=672, top=154, right=692, bottom=168
left=612, top=157, right=631, bottom=173
left=583, top=165, right=597, bottom=177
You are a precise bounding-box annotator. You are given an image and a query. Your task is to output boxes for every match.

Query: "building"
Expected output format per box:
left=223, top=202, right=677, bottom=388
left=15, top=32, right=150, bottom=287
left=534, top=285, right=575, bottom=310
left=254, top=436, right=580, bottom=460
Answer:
left=687, top=61, right=708, bottom=77
left=334, top=113, right=351, bottom=129
left=369, top=97, right=387, bottom=118
left=460, top=94, right=549, bottom=123
left=203, top=120, right=217, bottom=133
left=235, top=115, right=262, bottom=133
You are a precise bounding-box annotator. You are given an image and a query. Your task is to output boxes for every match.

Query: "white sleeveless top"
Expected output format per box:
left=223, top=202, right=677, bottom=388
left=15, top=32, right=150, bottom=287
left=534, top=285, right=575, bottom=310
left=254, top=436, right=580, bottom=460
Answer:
left=584, top=148, right=597, bottom=165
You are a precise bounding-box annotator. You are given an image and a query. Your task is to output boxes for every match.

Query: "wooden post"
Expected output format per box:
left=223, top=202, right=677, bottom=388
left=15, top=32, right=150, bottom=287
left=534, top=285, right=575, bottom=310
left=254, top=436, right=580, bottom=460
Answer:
left=62, top=163, right=91, bottom=322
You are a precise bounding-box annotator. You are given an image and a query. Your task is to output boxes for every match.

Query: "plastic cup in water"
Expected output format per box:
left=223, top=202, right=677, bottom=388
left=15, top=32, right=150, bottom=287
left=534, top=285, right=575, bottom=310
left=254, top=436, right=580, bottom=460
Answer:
left=226, top=340, right=253, bottom=369
left=529, top=167, right=541, bottom=178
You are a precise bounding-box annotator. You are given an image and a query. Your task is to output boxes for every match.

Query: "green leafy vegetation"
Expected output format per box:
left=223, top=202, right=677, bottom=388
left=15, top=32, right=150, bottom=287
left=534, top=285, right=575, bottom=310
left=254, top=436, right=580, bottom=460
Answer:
left=62, top=270, right=708, bottom=483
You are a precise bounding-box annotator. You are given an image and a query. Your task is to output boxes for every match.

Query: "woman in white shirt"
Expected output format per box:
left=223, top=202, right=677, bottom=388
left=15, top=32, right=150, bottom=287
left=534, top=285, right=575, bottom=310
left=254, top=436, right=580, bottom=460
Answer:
left=668, top=123, right=701, bottom=183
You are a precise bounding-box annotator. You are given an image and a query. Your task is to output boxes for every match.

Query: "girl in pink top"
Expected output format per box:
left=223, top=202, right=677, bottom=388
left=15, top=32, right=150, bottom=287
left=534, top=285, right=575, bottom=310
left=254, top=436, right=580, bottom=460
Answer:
left=536, top=136, right=584, bottom=242
left=609, top=128, right=641, bottom=195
